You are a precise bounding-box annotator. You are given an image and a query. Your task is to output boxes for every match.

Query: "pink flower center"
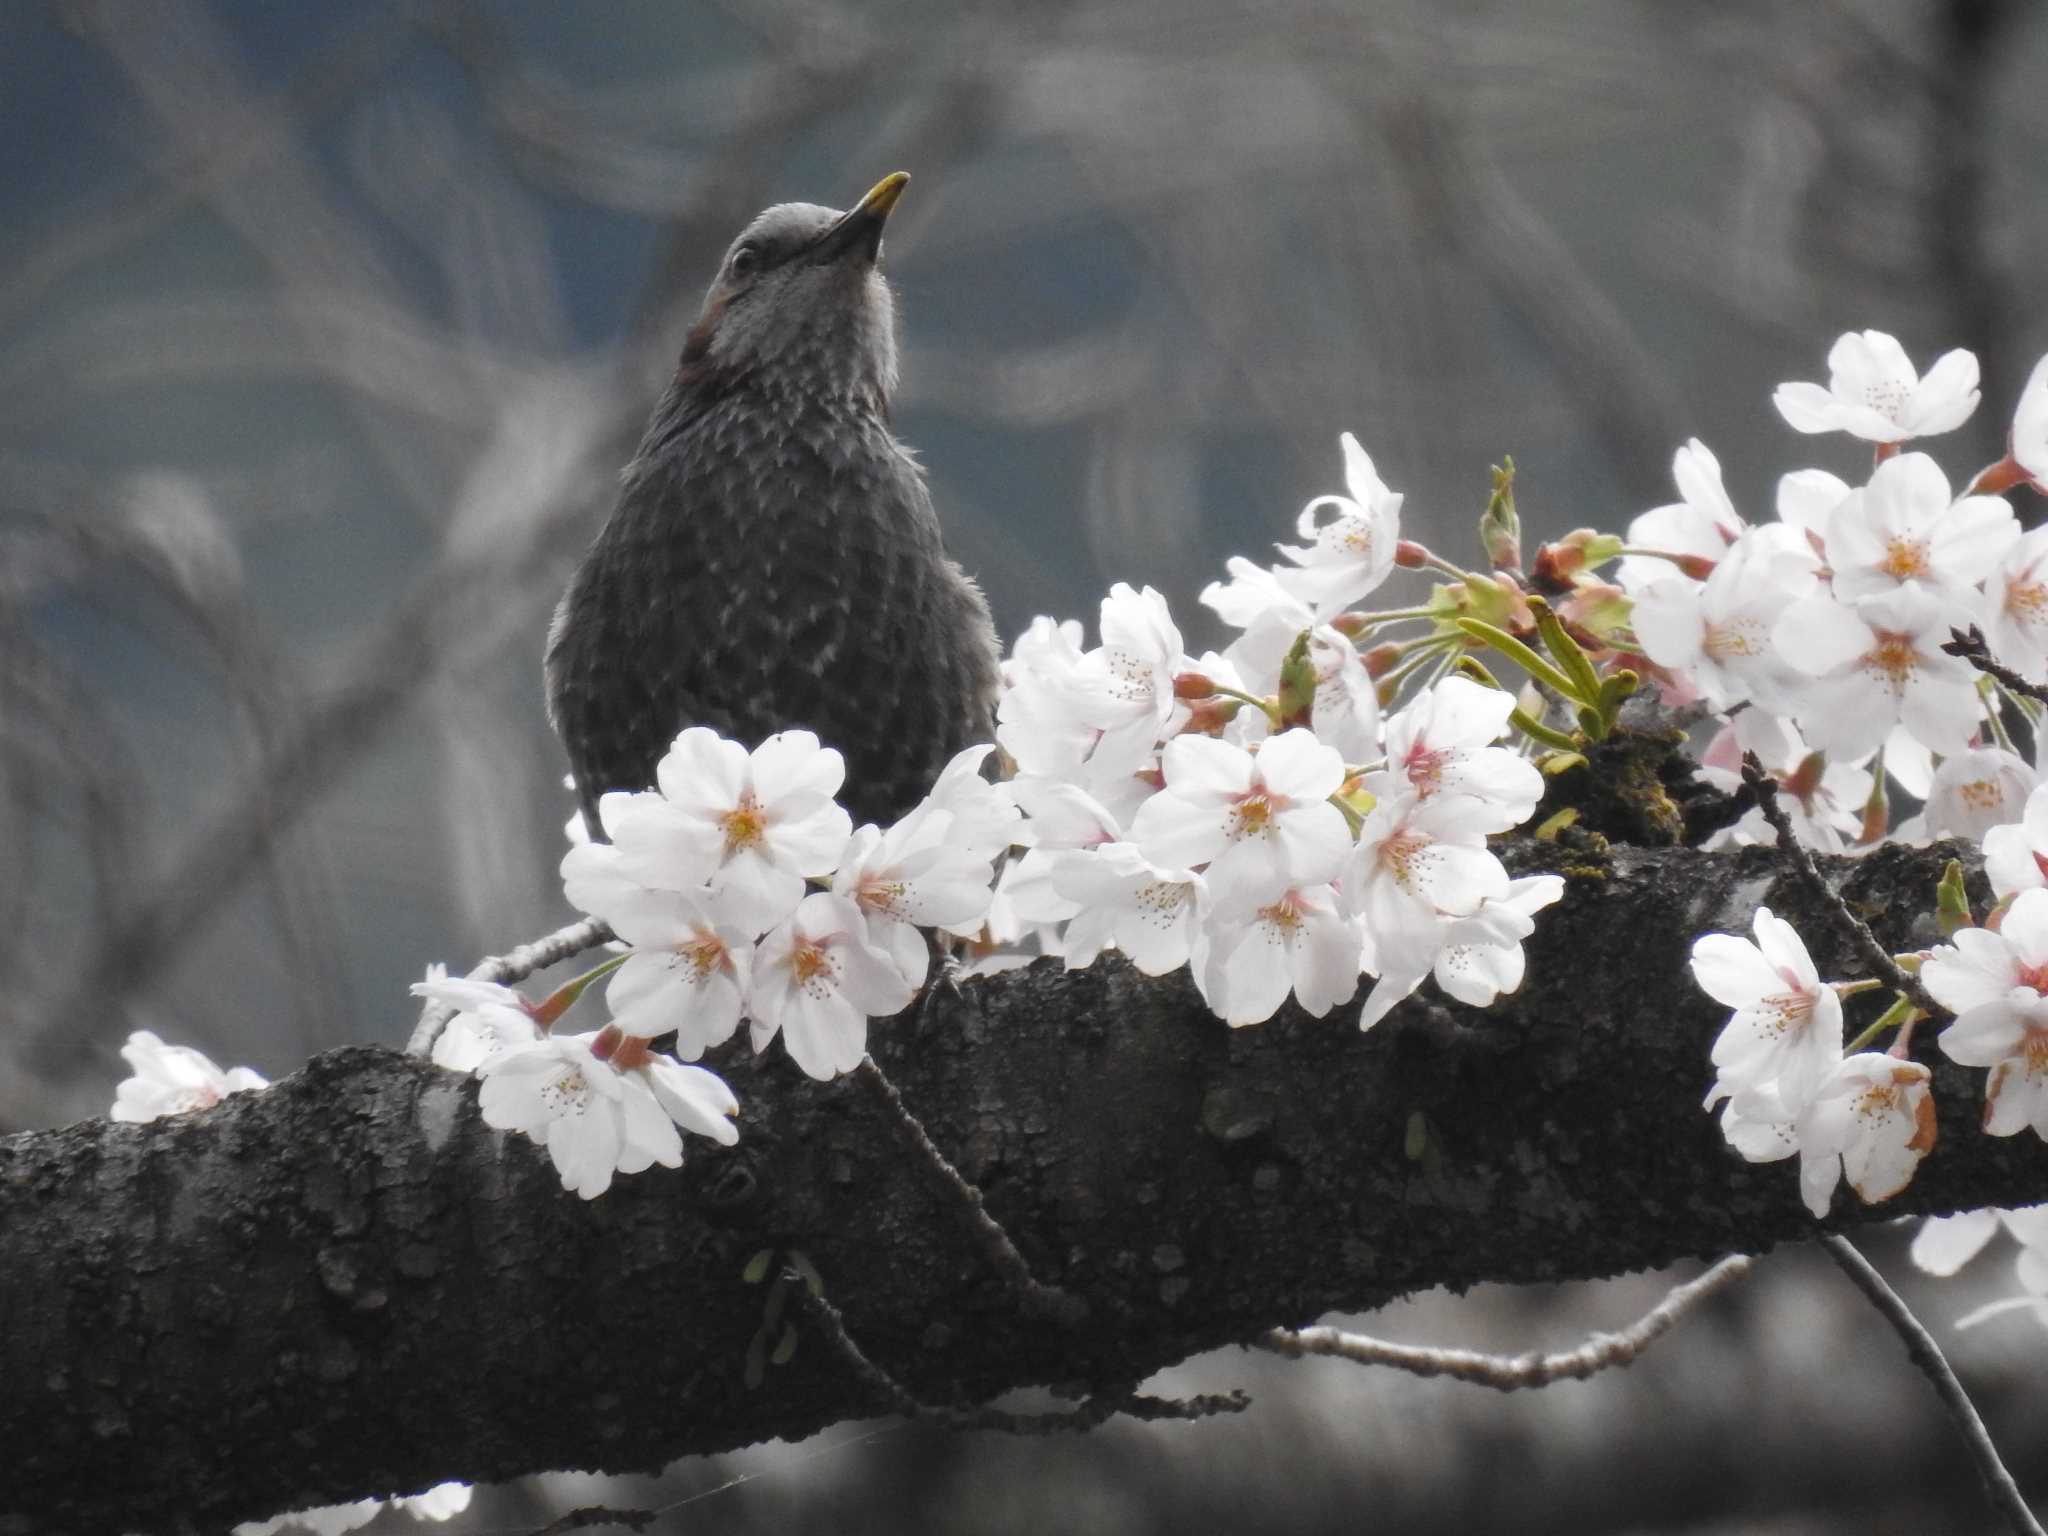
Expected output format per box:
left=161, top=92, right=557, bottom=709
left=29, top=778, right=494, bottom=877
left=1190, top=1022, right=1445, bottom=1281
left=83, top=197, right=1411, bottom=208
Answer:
left=1403, top=745, right=1446, bottom=797
left=2016, top=959, right=2048, bottom=995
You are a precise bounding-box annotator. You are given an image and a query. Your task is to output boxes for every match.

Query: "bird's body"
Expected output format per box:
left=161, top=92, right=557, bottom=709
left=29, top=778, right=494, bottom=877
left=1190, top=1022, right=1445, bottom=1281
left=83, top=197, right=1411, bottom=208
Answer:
left=547, top=175, right=1000, bottom=832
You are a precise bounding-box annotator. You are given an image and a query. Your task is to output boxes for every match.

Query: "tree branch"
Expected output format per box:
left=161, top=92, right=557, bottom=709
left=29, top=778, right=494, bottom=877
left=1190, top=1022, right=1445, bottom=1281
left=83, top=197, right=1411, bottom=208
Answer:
left=6, top=838, right=2046, bottom=1536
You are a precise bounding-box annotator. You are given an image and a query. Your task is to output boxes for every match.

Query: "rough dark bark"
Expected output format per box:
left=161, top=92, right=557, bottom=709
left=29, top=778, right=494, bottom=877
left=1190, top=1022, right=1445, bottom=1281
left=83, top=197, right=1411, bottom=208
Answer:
left=6, top=838, right=2047, bottom=1536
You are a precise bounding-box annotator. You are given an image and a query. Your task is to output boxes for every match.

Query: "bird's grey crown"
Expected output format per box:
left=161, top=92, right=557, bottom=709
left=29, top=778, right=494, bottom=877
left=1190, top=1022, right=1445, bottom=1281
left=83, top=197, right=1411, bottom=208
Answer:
left=692, top=198, right=898, bottom=409
left=723, top=202, right=841, bottom=269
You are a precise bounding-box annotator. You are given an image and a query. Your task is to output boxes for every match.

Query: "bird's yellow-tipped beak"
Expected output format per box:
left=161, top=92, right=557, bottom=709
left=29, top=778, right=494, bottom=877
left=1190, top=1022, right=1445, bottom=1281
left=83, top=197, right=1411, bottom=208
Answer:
left=815, top=172, right=911, bottom=264
left=857, top=171, right=911, bottom=220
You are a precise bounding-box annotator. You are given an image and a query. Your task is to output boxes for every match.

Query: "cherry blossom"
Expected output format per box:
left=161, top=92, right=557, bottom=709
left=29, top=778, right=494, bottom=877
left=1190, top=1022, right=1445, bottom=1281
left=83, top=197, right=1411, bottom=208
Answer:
left=1050, top=841, right=1205, bottom=976
left=233, top=1498, right=383, bottom=1536
left=1615, top=439, right=1745, bottom=592
left=1130, top=729, right=1350, bottom=904
left=1002, top=776, right=1128, bottom=924
left=1773, top=330, right=1980, bottom=443
left=1986, top=526, right=2048, bottom=684
left=750, top=893, right=916, bottom=1080
left=909, top=744, right=1023, bottom=866
left=1075, top=582, right=1191, bottom=779
left=1911, top=1208, right=2005, bottom=1277
left=1201, top=555, right=1317, bottom=691
left=410, top=968, right=543, bottom=1073
left=1927, top=888, right=2048, bottom=1141
left=1792, top=1054, right=1936, bottom=1216
left=1917, top=746, right=2034, bottom=842
left=476, top=1032, right=735, bottom=1199
left=1947, top=1206, right=2048, bottom=1332
left=2012, top=353, right=2048, bottom=491
left=110, top=1030, right=268, bottom=1123
left=1695, top=714, right=1869, bottom=854
left=1270, top=432, right=1404, bottom=617
left=833, top=810, right=999, bottom=987
left=1365, top=675, right=1542, bottom=832
left=995, top=615, right=1097, bottom=779
left=1357, top=873, right=1564, bottom=1031
left=603, top=728, right=853, bottom=932
left=1822, top=451, right=2014, bottom=616
left=1630, top=531, right=1817, bottom=715
left=1197, top=881, right=1361, bottom=1027
left=595, top=888, right=751, bottom=1053
left=1774, top=468, right=1851, bottom=551
left=1984, top=782, right=2048, bottom=899
left=1692, top=906, right=1843, bottom=1112
left=1773, top=585, right=1982, bottom=759
left=1347, top=790, right=1510, bottom=953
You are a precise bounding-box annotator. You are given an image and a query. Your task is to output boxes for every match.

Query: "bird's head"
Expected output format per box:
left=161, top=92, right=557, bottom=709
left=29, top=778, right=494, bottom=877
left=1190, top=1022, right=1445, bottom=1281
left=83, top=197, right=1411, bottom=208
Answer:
left=679, top=172, right=910, bottom=411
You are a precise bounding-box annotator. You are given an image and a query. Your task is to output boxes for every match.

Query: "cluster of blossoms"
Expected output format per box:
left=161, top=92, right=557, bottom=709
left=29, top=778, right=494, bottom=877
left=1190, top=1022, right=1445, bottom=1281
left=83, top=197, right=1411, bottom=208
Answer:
left=1678, top=333, right=2048, bottom=1260
left=404, top=428, right=1586, bottom=1199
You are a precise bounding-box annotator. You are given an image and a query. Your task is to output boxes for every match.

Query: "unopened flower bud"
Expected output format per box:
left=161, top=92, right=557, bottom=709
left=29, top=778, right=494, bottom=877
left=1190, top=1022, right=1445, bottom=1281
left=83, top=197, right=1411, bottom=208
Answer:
left=1328, top=612, right=1370, bottom=639
left=1362, top=642, right=1403, bottom=677
left=1480, top=458, right=1522, bottom=573
left=1394, top=539, right=1431, bottom=568
left=1172, top=670, right=1219, bottom=700
left=1676, top=553, right=1718, bottom=581
left=1183, top=696, right=1244, bottom=735
left=1531, top=542, right=1581, bottom=595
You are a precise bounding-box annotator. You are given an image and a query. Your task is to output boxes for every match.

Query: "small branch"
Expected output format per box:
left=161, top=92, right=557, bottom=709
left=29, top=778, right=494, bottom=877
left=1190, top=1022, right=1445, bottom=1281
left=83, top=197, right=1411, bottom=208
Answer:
left=1945, top=626, right=2048, bottom=710
left=855, top=1057, right=1087, bottom=1326
left=405, top=916, right=615, bottom=1056
left=793, top=1276, right=1246, bottom=1433
left=1255, top=1254, right=1751, bottom=1391
left=1821, top=1235, right=2045, bottom=1536
left=525, top=1508, right=659, bottom=1536
left=1740, top=755, right=1943, bottom=1017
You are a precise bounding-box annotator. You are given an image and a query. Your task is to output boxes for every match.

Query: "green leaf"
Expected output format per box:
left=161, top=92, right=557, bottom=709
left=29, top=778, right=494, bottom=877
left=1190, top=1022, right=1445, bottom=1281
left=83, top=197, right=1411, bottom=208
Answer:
left=1454, top=618, right=1584, bottom=703
left=741, top=1249, right=774, bottom=1285
left=771, top=1323, right=800, bottom=1367
left=743, top=1329, right=769, bottom=1391
left=1532, top=597, right=1600, bottom=705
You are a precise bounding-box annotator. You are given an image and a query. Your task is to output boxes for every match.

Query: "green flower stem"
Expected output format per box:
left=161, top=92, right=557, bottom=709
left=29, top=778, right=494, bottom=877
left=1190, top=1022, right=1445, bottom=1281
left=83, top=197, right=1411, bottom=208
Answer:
left=1210, top=685, right=1284, bottom=728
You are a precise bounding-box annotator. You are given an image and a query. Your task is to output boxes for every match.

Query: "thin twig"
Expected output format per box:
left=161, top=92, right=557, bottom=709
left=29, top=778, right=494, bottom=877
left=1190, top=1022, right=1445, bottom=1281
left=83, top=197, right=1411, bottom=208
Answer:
left=1255, top=1254, right=1752, bottom=1390
left=1740, top=754, right=1943, bottom=1017
left=405, top=916, right=615, bottom=1057
left=854, top=1057, right=1088, bottom=1325
left=793, top=1277, right=1245, bottom=1433
left=1821, top=1235, right=2045, bottom=1536
left=524, top=1508, right=658, bottom=1536
left=1945, top=626, right=2048, bottom=710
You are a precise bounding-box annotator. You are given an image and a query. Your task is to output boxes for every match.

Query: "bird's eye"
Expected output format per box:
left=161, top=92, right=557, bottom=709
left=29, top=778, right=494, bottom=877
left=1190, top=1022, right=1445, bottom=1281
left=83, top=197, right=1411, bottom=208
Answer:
left=729, top=244, right=762, bottom=279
